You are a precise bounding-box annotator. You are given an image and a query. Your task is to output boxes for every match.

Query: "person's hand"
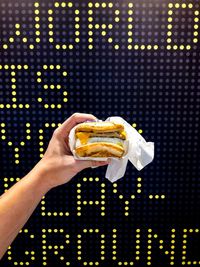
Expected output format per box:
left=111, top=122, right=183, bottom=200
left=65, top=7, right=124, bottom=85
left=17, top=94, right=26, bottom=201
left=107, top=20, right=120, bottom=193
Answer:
left=34, top=113, right=109, bottom=190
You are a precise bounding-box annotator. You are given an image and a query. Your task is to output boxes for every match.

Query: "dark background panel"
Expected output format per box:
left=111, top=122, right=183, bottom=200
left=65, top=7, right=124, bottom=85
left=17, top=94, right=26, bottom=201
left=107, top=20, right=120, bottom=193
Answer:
left=0, top=0, right=200, bottom=266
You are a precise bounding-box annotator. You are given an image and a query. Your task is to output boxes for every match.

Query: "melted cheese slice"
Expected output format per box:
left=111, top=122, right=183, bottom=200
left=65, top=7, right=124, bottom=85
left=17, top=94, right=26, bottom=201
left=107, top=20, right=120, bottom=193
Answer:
left=120, top=130, right=126, bottom=139
left=76, top=132, right=90, bottom=145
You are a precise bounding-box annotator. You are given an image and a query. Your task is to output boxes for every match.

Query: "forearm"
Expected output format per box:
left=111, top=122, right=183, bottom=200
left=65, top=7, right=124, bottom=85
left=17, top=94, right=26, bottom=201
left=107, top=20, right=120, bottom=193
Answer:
left=0, top=163, right=50, bottom=259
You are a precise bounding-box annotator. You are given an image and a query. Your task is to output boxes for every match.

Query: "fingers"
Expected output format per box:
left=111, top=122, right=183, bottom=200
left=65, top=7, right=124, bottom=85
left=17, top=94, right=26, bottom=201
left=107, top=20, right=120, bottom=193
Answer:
left=56, top=113, right=97, bottom=138
left=75, top=159, right=110, bottom=172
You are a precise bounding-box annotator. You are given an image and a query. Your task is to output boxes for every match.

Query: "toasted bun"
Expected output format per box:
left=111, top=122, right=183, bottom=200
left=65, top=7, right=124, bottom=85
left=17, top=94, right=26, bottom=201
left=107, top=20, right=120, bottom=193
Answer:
left=75, top=121, right=124, bottom=133
left=75, top=142, right=124, bottom=158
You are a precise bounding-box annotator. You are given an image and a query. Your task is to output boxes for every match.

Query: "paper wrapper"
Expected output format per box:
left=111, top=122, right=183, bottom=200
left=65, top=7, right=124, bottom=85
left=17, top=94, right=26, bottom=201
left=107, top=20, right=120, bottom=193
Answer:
left=69, top=116, right=154, bottom=183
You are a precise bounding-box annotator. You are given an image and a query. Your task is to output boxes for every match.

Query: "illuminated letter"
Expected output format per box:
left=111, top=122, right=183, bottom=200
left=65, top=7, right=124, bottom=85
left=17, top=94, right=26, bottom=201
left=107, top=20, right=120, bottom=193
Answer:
left=167, top=3, right=198, bottom=50
left=0, top=65, right=30, bottom=109
left=0, top=2, right=40, bottom=49
left=147, top=228, right=176, bottom=265
left=182, top=228, right=200, bottom=265
left=42, top=228, right=70, bottom=265
left=6, top=229, right=35, bottom=265
left=77, top=228, right=105, bottom=264
left=76, top=177, right=106, bottom=216
left=48, top=2, right=79, bottom=49
left=37, top=65, right=68, bottom=109
left=112, top=228, right=140, bottom=264
left=88, top=2, right=122, bottom=49
left=0, top=122, right=31, bottom=164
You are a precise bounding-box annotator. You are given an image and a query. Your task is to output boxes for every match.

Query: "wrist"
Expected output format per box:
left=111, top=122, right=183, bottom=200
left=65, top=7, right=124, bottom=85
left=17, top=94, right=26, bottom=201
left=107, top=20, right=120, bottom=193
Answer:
left=28, top=160, right=53, bottom=194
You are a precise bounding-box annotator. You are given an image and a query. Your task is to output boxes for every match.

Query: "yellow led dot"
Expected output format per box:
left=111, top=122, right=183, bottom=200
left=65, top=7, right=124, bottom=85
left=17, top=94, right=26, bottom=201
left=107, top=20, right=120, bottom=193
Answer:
left=9, top=37, right=14, bottom=43
left=188, top=3, right=193, bottom=8
left=21, top=37, right=28, bottom=43
left=61, top=2, right=66, bottom=7
left=35, top=9, right=39, bottom=15
left=167, top=24, right=172, bottom=30
left=95, top=2, right=100, bottom=7
left=3, top=44, right=8, bottom=49
left=29, top=44, right=34, bottom=49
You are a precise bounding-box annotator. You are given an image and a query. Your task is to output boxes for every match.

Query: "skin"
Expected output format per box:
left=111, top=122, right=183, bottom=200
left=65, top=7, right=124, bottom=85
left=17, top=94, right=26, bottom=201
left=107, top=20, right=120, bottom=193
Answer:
left=0, top=113, right=109, bottom=259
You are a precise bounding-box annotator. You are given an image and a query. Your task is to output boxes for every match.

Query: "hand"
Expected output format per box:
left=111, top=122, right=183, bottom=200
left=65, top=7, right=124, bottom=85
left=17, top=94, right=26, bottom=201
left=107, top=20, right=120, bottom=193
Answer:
left=34, top=113, right=109, bottom=190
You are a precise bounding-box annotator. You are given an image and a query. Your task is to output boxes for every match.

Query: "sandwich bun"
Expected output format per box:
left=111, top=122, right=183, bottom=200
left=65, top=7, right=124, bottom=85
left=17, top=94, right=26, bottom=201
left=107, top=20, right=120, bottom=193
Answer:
left=74, top=121, right=126, bottom=158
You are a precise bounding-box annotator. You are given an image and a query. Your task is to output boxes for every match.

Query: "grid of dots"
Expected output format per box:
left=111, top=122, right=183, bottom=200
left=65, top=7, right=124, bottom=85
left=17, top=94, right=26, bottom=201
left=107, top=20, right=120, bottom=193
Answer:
left=0, top=0, right=200, bottom=266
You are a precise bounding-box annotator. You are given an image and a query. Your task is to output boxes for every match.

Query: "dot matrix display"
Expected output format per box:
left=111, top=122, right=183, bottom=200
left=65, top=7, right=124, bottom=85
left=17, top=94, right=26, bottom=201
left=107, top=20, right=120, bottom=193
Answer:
left=0, top=0, right=200, bottom=266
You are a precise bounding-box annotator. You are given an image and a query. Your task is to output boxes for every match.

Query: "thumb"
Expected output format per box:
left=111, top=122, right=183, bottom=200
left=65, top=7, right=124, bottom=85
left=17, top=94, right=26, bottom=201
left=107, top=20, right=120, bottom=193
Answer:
left=74, top=159, right=110, bottom=172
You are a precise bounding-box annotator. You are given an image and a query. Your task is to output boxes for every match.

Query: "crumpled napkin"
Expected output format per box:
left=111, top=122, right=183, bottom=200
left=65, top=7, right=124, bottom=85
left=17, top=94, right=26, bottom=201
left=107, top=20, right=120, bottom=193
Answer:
left=69, top=116, right=154, bottom=182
